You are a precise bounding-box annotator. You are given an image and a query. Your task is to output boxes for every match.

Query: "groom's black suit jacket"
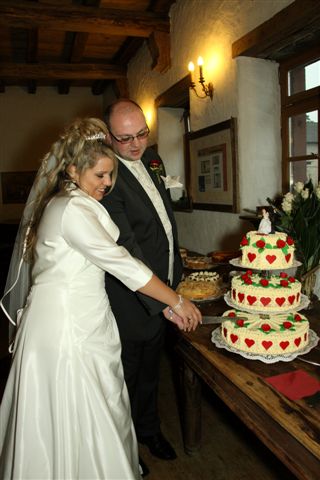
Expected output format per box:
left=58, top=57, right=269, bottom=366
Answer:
left=101, top=147, right=183, bottom=341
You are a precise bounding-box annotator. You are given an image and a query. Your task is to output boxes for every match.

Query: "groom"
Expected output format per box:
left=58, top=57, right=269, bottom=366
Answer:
left=101, top=99, right=183, bottom=473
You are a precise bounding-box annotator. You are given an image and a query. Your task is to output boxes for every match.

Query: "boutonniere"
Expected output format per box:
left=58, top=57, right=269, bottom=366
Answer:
left=149, top=159, right=165, bottom=184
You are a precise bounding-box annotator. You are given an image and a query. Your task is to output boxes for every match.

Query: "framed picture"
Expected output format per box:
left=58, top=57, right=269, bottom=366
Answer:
left=1, top=171, right=37, bottom=204
left=184, top=117, right=238, bottom=212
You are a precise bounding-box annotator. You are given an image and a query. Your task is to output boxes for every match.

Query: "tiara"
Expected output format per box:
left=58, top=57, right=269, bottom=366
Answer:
left=85, top=132, right=106, bottom=141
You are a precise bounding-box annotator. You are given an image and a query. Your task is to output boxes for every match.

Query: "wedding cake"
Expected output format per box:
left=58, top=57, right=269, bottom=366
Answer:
left=215, top=221, right=312, bottom=359
left=221, top=310, right=309, bottom=355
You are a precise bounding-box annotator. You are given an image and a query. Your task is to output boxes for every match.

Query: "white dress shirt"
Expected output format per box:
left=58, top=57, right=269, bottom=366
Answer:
left=118, top=156, right=174, bottom=284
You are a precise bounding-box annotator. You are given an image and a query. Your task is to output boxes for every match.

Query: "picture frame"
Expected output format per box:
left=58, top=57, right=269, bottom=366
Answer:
left=184, top=117, right=239, bottom=212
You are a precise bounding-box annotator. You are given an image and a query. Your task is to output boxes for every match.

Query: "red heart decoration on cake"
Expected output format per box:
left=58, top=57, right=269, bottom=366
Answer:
left=276, top=297, right=285, bottom=306
left=230, top=334, right=238, bottom=344
left=285, top=253, right=291, bottom=263
left=247, top=295, right=257, bottom=305
left=262, top=341, right=273, bottom=350
left=294, top=337, right=301, bottom=347
left=280, top=341, right=289, bottom=350
left=245, top=338, right=255, bottom=348
left=238, top=293, right=245, bottom=303
left=247, top=252, right=256, bottom=263
left=232, top=289, right=236, bottom=299
left=288, top=295, right=295, bottom=305
left=223, top=327, right=227, bottom=337
left=266, top=255, right=276, bottom=264
left=260, top=297, right=271, bottom=306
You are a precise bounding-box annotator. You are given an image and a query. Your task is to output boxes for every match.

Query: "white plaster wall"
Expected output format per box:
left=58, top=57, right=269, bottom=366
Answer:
left=0, top=87, right=103, bottom=220
left=157, top=108, right=185, bottom=202
left=237, top=56, right=282, bottom=209
left=126, top=0, right=293, bottom=253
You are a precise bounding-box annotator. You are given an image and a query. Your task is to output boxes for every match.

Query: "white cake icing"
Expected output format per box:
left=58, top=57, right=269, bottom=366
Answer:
left=239, top=231, right=295, bottom=270
left=186, top=271, right=220, bottom=283
left=221, top=310, right=309, bottom=355
left=231, top=270, right=301, bottom=312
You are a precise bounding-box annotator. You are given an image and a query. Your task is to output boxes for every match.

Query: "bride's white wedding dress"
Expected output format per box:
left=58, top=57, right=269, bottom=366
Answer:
left=0, top=188, right=152, bottom=479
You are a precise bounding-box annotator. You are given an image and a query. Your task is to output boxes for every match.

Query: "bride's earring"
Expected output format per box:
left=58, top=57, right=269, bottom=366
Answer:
left=67, top=165, right=78, bottom=185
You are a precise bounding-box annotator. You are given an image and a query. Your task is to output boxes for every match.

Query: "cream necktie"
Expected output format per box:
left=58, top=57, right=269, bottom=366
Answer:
left=130, top=160, right=174, bottom=284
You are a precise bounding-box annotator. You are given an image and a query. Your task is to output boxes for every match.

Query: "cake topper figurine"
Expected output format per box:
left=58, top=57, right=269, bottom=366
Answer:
left=258, top=207, right=272, bottom=234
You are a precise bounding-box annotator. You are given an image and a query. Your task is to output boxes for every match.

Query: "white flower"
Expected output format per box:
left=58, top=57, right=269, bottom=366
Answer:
left=284, top=192, right=294, bottom=202
left=294, top=181, right=304, bottom=193
left=282, top=199, right=292, bottom=214
left=315, top=186, right=320, bottom=199
left=301, top=188, right=309, bottom=200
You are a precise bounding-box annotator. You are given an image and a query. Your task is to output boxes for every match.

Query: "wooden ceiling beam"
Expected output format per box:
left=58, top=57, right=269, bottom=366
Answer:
left=26, top=28, right=38, bottom=94
left=148, top=30, right=170, bottom=73
left=113, top=37, right=145, bottom=65
left=0, top=1, right=170, bottom=37
left=112, top=78, right=129, bottom=98
left=232, top=0, right=320, bottom=59
left=70, top=33, right=89, bottom=63
left=57, top=31, right=90, bottom=95
left=0, top=63, right=127, bottom=80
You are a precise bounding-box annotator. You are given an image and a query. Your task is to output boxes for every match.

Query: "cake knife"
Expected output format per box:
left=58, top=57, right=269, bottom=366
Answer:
left=201, top=315, right=248, bottom=325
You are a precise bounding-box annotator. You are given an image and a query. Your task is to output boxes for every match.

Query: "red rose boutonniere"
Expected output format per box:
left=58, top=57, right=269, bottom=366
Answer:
left=149, top=159, right=165, bottom=184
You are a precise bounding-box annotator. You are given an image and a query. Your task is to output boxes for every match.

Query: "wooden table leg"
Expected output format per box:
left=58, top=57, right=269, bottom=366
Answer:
left=181, top=362, right=202, bottom=455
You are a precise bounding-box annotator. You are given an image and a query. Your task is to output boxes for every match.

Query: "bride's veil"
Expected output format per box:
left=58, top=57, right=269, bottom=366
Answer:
left=0, top=154, right=57, bottom=346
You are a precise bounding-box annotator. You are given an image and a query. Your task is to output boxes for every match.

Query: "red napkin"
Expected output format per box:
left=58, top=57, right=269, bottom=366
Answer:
left=264, top=369, right=320, bottom=401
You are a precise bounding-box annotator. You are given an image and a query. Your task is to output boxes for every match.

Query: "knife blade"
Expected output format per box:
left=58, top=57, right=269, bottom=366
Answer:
left=201, top=315, right=226, bottom=325
left=201, top=315, right=248, bottom=325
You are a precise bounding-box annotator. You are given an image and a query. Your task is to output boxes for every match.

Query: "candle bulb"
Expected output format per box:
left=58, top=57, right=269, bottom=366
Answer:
left=197, top=56, right=204, bottom=81
left=188, top=61, right=195, bottom=84
left=187, top=55, right=213, bottom=100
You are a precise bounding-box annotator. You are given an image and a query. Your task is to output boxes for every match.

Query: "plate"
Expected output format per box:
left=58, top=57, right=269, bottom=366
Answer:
left=211, top=328, right=319, bottom=364
left=191, top=291, right=225, bottom=303
left=178, top=285, right=226, bottom=303
left=224, top=291, right=310, bottom=314
left=183, top=256, right=214, bottom=270
left=207, top=251, right=241, bottom=264
left=184, top=264, right=216, bottom=271
left=229, top=257, right=302, bottom=270
left=183, top=262, right=216, bottom=272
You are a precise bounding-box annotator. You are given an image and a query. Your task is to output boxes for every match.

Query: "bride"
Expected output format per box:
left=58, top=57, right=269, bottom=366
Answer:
left=0, top=117, right=201, bottom=479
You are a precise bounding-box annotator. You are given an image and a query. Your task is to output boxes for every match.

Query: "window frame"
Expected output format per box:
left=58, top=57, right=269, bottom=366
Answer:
left=279, top=45, right=320, bottom=191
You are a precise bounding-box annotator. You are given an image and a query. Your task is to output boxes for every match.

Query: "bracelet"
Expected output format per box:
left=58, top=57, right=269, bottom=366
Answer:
left=172, top=294, right=183, bottom=311
left=168, top=307, right=174, bottom=320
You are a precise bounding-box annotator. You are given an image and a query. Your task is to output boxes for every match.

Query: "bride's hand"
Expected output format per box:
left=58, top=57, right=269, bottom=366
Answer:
left=163, top=306, right=186, bottom=330
left=171, top=295, right=202, bottom=332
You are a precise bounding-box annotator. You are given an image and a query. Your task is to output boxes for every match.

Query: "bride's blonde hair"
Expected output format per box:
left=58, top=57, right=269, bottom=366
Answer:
left=23, top=117, right=118, bottom=261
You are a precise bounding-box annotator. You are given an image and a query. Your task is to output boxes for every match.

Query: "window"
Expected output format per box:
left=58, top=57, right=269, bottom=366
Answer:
left=280, top=48, right=320, bottom=191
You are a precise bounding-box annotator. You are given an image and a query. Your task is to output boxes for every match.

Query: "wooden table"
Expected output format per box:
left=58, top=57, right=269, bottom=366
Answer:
left=174, top=297, right=320, bottom=480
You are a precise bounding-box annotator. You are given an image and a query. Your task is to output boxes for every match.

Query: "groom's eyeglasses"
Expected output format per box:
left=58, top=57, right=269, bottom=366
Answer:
left=108, top=126, right=150, bottom=145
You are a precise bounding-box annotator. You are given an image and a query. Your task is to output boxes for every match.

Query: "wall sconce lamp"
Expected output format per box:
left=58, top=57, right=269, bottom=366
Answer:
left=188, top=57, right=214, bottom=100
